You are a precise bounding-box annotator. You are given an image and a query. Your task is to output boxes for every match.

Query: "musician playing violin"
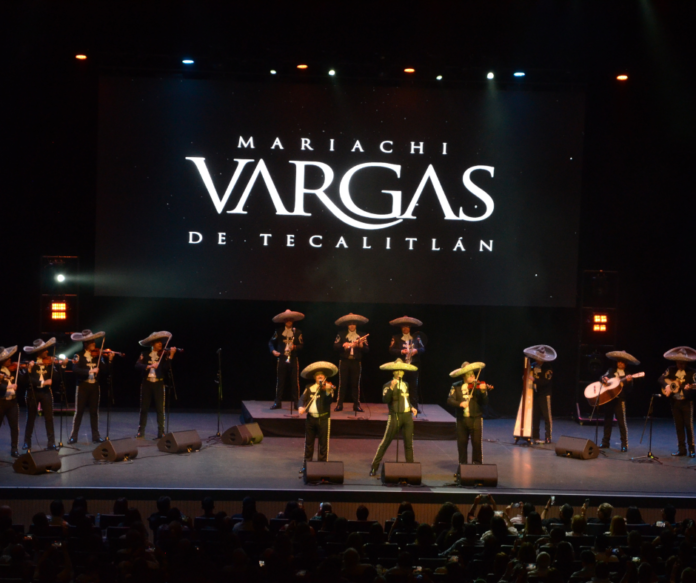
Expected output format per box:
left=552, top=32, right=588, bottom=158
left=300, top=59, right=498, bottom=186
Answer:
left=0, top=346, right=22, bottom=457
left=599, top=350, right=639, bottom=453
left=269, top=310, right=304, bottom=411
left=136, top=331, right=176, bottom=439
left=659, top=346, right=696, bottom=457
left=69, top=329, right=113, bottom=444
left=389, top=316, right=425, bottom=413
left=298, top=361, right=337, bottom=472
left=23, top=338, right=62, bottom=450
left=448, top=362, right=491, bottom=468
left=524, top=345, right=557, bottom=445
left=333, top=313, right=369, bottom=412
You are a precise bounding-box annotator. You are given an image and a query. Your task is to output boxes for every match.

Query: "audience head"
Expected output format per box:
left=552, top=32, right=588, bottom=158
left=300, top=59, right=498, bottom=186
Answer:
left=397, top=501, right=414, bottom=517
left=522, top=502, right=536, bottom=518
left=489, top=515, right=509, bottom=539
left=560, top=503, right=574, bottom=522
left=610, top=515, right=627, bottom=536
left=682, top=568, right=696, bottom=583
left=396, top=551, right=413, bottom=569
left=595, top=561, right=610, bottom=580
left=367, top=521, right=384, bottom=544
left=415, top=523, right=435, bottom=546
left=319, top=502, right=333, bottom=516
left=595, top=533, right=611, bottom=552
left=571, top=514, right=587, bottom=535
left=597, top=503, right=613, bottom=522
left=476, top=504, right=494, bottom=526
left=434, top=501, right=459, bottom=525
left=342, top=547, right=360, bottom=569
left=555, top=540, right=574, bottom=563
left=113, top=497, right=128, bottom=515
left=662, top=504, right=676, bottom=524
left=536, top=551, right=551, bottom=571
left=400, top=510, right=416, bottom=529
left=637, top=562, right=655, bottom=583
left=525, top=511, right=543, bottom=535
left=201, top=496, right=215, bottom=513
left=450, top=511, right=464, bottom=530
left=580, top=549, right=596, bottom=566
left=156, top=496, right=171, bottom=514
left=627, top=529, right=642, bottom=548
left=49, top=500, right=64, bottom=518
left=549, top=527, right=565, bottom=545
left=517, top=542, right=536, bottom=564
left=626, top=506, right=644, bottom=524
left=32, top=512, right=49, bottom=530
left=124, top=508, right=142, bottom=526
left=356, top=505, right=369, bottom=521
left=72, top=497, right=88, bottom=512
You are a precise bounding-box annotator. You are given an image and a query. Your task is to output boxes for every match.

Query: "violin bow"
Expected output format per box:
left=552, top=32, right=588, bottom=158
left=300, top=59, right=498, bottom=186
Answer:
left=154, top=335, right=172, bottom=370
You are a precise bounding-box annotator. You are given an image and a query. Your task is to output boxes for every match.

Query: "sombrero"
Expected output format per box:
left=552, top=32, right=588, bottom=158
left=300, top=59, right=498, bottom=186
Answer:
left=23, top=338, right=57, bottom=355
left=272, top=309, right=305, bottom=324
left=71, top=329, right=105, bottom=343
left=139, top=331, right=173, bottom=347
left=606, top=350, right=640, bottom=365
left=301, top=361, right=339, bottom=379
left=335, top=313, right=369, bottom=326
left=0, top=346, right=18, bottom=362
left=450, top=361, right=486, bottom=378
left=663, top=346, right=696, bottom=362
left=380, top=358, right=418, bottom=372
left=389, top=316, right=422, bottom=328
left=523, top=345, right=557, bottom=362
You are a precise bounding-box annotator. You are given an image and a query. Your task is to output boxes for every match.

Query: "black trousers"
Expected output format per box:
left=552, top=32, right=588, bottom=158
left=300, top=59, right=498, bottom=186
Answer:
left=24, top=389, right=55, bottom=447
left=71, top=382, right=101, bottom=441
left=337, top=359, right=362, bottom=408
left=371, top=411, right=414, bottom=470
left=403, top=369, right=420, bottom=408
left=601, top=397, right=628, bottom=447
left=275, top=358, right=300, bottom=404
left=0, top=399, right=19, bottom=450
left=139, top=381, right=165, bottom=436
left=303, top=415, right=330, bottom=463
left=671, top=399, right=694, bottom=453
left=456, top=416, right=483, bottom=464
left=532, top=392, right=552, bottom=441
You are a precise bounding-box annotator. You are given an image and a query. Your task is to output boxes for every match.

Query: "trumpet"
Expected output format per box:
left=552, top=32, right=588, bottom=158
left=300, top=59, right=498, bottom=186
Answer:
left=404, top=339, right=413, bottom=364
left=284, top=338, right=293, bottom=364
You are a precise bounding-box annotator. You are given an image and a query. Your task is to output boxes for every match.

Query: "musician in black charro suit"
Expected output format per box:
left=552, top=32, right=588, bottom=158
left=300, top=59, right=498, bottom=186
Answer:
left=524, top=345, right=557, bottom=445
left=659, top=346, right=696, bottom=457
left=269, top=310, right=304, bottom=410
left=23, top=338, right=59, bottom=450
left=136, top=331, right=177, bottom=439
left=599, top=350, right=639, bottom=453
left=298, top=361, right=337, bottom=471
left=388, top=316, right=425, bottom=412
left=0, top=345, right=21, bottom=457
left=333, top=313, right=368, bottom=412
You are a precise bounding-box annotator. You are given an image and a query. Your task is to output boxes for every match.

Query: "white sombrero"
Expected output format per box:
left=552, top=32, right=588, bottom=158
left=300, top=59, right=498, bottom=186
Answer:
left=272, top=310, right=305, bottom=324
left=23, top=338, right=57, bottom=354
left=450, top=361, right=486, bottom=378
left=0, top=346, right=18, bottom=362
left=71, top=329, right=106, bottom=343
left=606, top=350, right=640, bottom=365
left=389, top=316, right=423, bottom=328
left=301, top=361, right=339, bottom=379
left=335, top=313, right=369, bottom=326
left=139, top=331, right=173, bottom=347
left=663, top=346, right=696, bottom=362
left=523, top=345, right=557, bottom=362
left=380, top=358, right=418, bottom=372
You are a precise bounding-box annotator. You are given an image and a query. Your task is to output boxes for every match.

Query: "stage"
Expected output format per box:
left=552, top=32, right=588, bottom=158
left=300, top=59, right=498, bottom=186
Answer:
left=1, top=410, right=695, bottom=506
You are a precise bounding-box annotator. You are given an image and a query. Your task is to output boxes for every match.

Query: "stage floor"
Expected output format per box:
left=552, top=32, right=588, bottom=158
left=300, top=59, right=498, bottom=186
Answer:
left=1, top=411, right=695, bottom=504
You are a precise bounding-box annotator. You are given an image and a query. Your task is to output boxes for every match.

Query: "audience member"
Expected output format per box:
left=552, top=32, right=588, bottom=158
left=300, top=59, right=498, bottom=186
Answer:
left=113, top=497, right=128, bottom=515
left=571, top=549, right=597, bottom=580
left=625, top=506, right=645, bottom=525
left=609, top=515, right=627, bottom=537
left=355, top=505, right=369, bottom=522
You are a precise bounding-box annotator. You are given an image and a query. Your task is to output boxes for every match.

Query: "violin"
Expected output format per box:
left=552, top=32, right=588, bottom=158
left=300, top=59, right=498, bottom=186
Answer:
left=7, top=362, right=28, bottom=372
left=40, top=356, right=71, bottom=366
left=90, top=349, right=126, bottom=358
left=157, top=347, right=184, bottom=355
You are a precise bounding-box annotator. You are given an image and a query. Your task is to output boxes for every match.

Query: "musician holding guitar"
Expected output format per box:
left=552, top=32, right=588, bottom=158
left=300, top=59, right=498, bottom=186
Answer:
left=0, top=345, right=21, bottom=457
left=298, top=361, right=337, bottom=471
left=599, top=350, right=641, bottom=452
left=333, top=313, right=369, bottom=412
left=447, top=362, right=493, bottom=468
left=659, top=346, right=696, bottom=457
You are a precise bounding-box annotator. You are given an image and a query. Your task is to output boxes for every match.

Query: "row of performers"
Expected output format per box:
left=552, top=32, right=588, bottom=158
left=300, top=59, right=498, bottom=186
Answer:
left=0, top=330, right=179, bottom=457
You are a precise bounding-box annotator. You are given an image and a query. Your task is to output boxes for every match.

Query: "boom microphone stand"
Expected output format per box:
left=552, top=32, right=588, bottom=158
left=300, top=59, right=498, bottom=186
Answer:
left=209, top=348, right=223, bottom=439
left=164, top=356, right=178, bottom=436
left=632, top=394, right=661, bottom=464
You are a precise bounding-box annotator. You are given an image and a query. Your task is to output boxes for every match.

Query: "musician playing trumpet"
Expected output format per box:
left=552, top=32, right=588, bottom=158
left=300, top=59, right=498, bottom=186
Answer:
left=333, top=313, right=369, bottom=412
left=659, top=346, right=696, bottom=457
left=448, top=362, right=491, bottom=468
left=298, top=361, right=337, bottom=471
left=599, top=351, right=639, bottom=453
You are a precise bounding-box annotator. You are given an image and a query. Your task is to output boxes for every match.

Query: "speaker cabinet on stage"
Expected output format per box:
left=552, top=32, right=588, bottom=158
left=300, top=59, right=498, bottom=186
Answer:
left=157, top=430, right=202, bottom=453
left=93, top=438, right=139, bottom=462
left=221, top=423, right=264, bottom=446
left=381, top=462, right=422, bottom=485
left=13, top=449, right=61, bottom=475
left=555, top=435, right=599, bottom=460
left=303, top=461, right=344, bottom=484
left=458, top=464, right=498, bottom=487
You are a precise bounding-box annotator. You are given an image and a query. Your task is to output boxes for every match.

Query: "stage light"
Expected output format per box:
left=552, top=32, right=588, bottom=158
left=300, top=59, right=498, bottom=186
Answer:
left=75, top=54, right=87, bottom=61
left=617, top=74, right=628, bottom=81
left=404, top=68, right=415, bottom=73
left=297, top=64, right=308, bottom=69
left=182, top=59, right=194, bottom=65
left=514, top=72, right=525, bottom=77
left=592, top=313, right=609, bottom=332
left=51, top=312, right=67, bottom=320
left=328, top=70, right=336, bottom=76
left=55, top=274, right=66, bottom=283
left=58, top=354, right=66, bottom=360
left=270, top=69, right=277, bottom=75
left=51, top=302, right=66, bottom=311
left=436, top=75, right=443, bottom=80
left=487, top=72, right=494, bottom=80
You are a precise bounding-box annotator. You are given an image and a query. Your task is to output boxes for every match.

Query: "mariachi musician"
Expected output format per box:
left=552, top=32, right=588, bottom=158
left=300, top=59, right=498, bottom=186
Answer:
left=333, top=313, right=369, bottom=412
left=136, top=331, right=177, bottom=439
left=0, top=345, right=21, bottom=457
left=599, top=350, right=640, bottom=452
left=447, top=362, right=492, bottom=469
left=23, top=338, right=61, bottom=451
left=659, top=346, right=696, bottom=457
left=524, top=345, right=557, bottom=445
left=269, top=309, right=304, bottom=410
left=388, top=316, right=425, bottom=412
left=298, top=361, right=337, bottom=472
left=69, top=329, right=113, bottom=444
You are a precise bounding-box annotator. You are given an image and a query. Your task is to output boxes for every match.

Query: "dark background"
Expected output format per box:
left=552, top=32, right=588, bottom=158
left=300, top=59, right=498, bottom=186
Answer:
left=2, top=1, right=695, bottom=419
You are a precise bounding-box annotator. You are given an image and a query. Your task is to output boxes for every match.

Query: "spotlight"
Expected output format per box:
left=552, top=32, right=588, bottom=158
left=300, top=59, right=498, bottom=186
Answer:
left=513, top=72, right=525, bottom=77
left=58, top=354, right=66, bottom=360
left=56, top=274, right=66, bottom=283
left=75, top=54, right=87, bottom=61
left=182, top=59, right=194, bottom=65
left=404, top=68, right=415, bottom=73
left=297, top=64, right=308, bottom=69
left=617, top=74, right=628, bottom=81
left=436, top=75, right=443, bottom=80
left=328, top=69, right=336, bottom=76
left=270, top=69, right=277, bottom=75
left=487, top=72, right=494, bottom=80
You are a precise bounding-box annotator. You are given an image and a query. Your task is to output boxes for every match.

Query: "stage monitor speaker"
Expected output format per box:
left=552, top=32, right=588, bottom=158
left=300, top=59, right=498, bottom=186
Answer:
left=381, top=462, right=422, bottom=485
left=157, top=430, right=202, bottom=453
left=458, top=464, right=498, bottom=487
left=303, top=461, right=344, bottom=484
left=13, top=449, right=61, bottom=475
left=221, top=423, right=264, bottom=446
left=555, top=435, right=599, bottom=460
left=93, top=438, right=139, bottom=462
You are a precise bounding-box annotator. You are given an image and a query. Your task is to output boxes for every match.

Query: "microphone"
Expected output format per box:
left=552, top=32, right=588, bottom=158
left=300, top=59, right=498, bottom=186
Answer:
left=216, top=348, right=222, bottom=354
left=652, top=394, right=665, bottom=398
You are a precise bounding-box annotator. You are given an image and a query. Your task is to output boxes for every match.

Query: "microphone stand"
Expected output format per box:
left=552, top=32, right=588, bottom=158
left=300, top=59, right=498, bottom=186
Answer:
left=105, top=360, right=115, bottom=441
left=283, top=355, right=299, bottom=418
left=56, top=360, right=78, bottom=451
left=632, top=394, right=661, bottom=464
left=165, top=358, right=177, bottom=435
left=209, top=348, right=223, bottom=440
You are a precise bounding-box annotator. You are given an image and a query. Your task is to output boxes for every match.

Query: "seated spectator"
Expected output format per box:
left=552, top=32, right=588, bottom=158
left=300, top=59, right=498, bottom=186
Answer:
left=199, top=496, right=215, bottom=518
left=592, top=560, right=612, bottom=583
left=345, top=532, right=365, bottom=557
left=248, top=512, right=273, bottom=547
left=30, top=512, right=50, bottom=535
left=469, top=503, right=495, bottom=535
left=516, top=541, right=536, bottom=565
left=657, top=504, right=677, bottom=527
left=366, top=521, right=385, bottom=545
left=530, top=551, right=551, bottom=578
left=233, top=499, right=256, bottom=533
left=637, top=562, right=656, bottom=583
left=546, top=526, right=566, bottom=548
left=570, top=549, right=596, bottom=581
left=433, top=502, right=459, bottom=528
left=48, top=500, right=67, bottom=528
left=113, top=497, right=129, bottom=515
left=482, top=515, right=517, bottom=543
left=148, top=496, right=171, bottom=534
left=524, top=511, right=547, bottom=536
left=587, top=503, right=613, bottom=527
left=552, top=541, right=576, bottom=580
left=437, top=512, right=465, bottom=551
left=625, top=529, right=642, bottom=558
left=608, top=515, right=627, bottom=537
left=593, top=534, right=618, bottom=563
left=568, top=515, right=587, bottom=537
left=0, top=506, right=12, bottom=531
left=355, top=505, right=369, bottom=522
left=342, top=547, right=377, bottom=583
left=682, top=567, right=696, bottom=583
left=388, top=510, right=417, bottom=542
left=439, top=522, right=479, bottom=557
left=315, top=502, right=333, bottom=518
left=386, top=551, right=414, bottom=581
left=510, top=501, right=536, bottom=526
left=122, top=508, right=143, bottom=528
left=543, top=501, right=574, bottom=531
left=326, top=517, right=349, bottom=544
left=67, top=497, right=92, bottom=525
left=625, top=506, right=645, bottom=525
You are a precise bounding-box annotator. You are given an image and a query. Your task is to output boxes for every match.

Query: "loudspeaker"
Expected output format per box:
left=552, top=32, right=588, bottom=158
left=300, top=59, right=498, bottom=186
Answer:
left=92, top=438, right=139, bottom=462
left=221, top=423, right=264, bottom=446
left=157, top=430, right=202, bottom=453
left=303, top=461, right=344, bottom=484
left=458, top=464, right=498, bottom=487
left=381, top=462, right=422, bottom=485
left=555, top=435, right=599, bottom=460
left=13, top=449, right=61, bottom=475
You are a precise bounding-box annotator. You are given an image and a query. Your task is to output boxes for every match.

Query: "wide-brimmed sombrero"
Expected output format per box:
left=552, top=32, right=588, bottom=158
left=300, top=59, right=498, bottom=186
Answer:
left=301, top=361, right=339, bottom=379
left=606, top=350, right=640, bottom=365
left=71, top=329, right=106, bottom=343
left=0, top=346, right=18, bottom=362
left=380, top=358, right=418, bottom=372
left=139, top=331, right=173, bottom=347
left=450, top=361, right=486, bottom=378
left=335, top=313, right=369, bottom=326
left=24, top=338, right=57, bottom=355
left=389, top=316, right=423, bottom=328
left=523, top=345, right=557, bottom=362
left=663, top=346, right=696, bottom=362
left=272, top=310, right=305, bottom=324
